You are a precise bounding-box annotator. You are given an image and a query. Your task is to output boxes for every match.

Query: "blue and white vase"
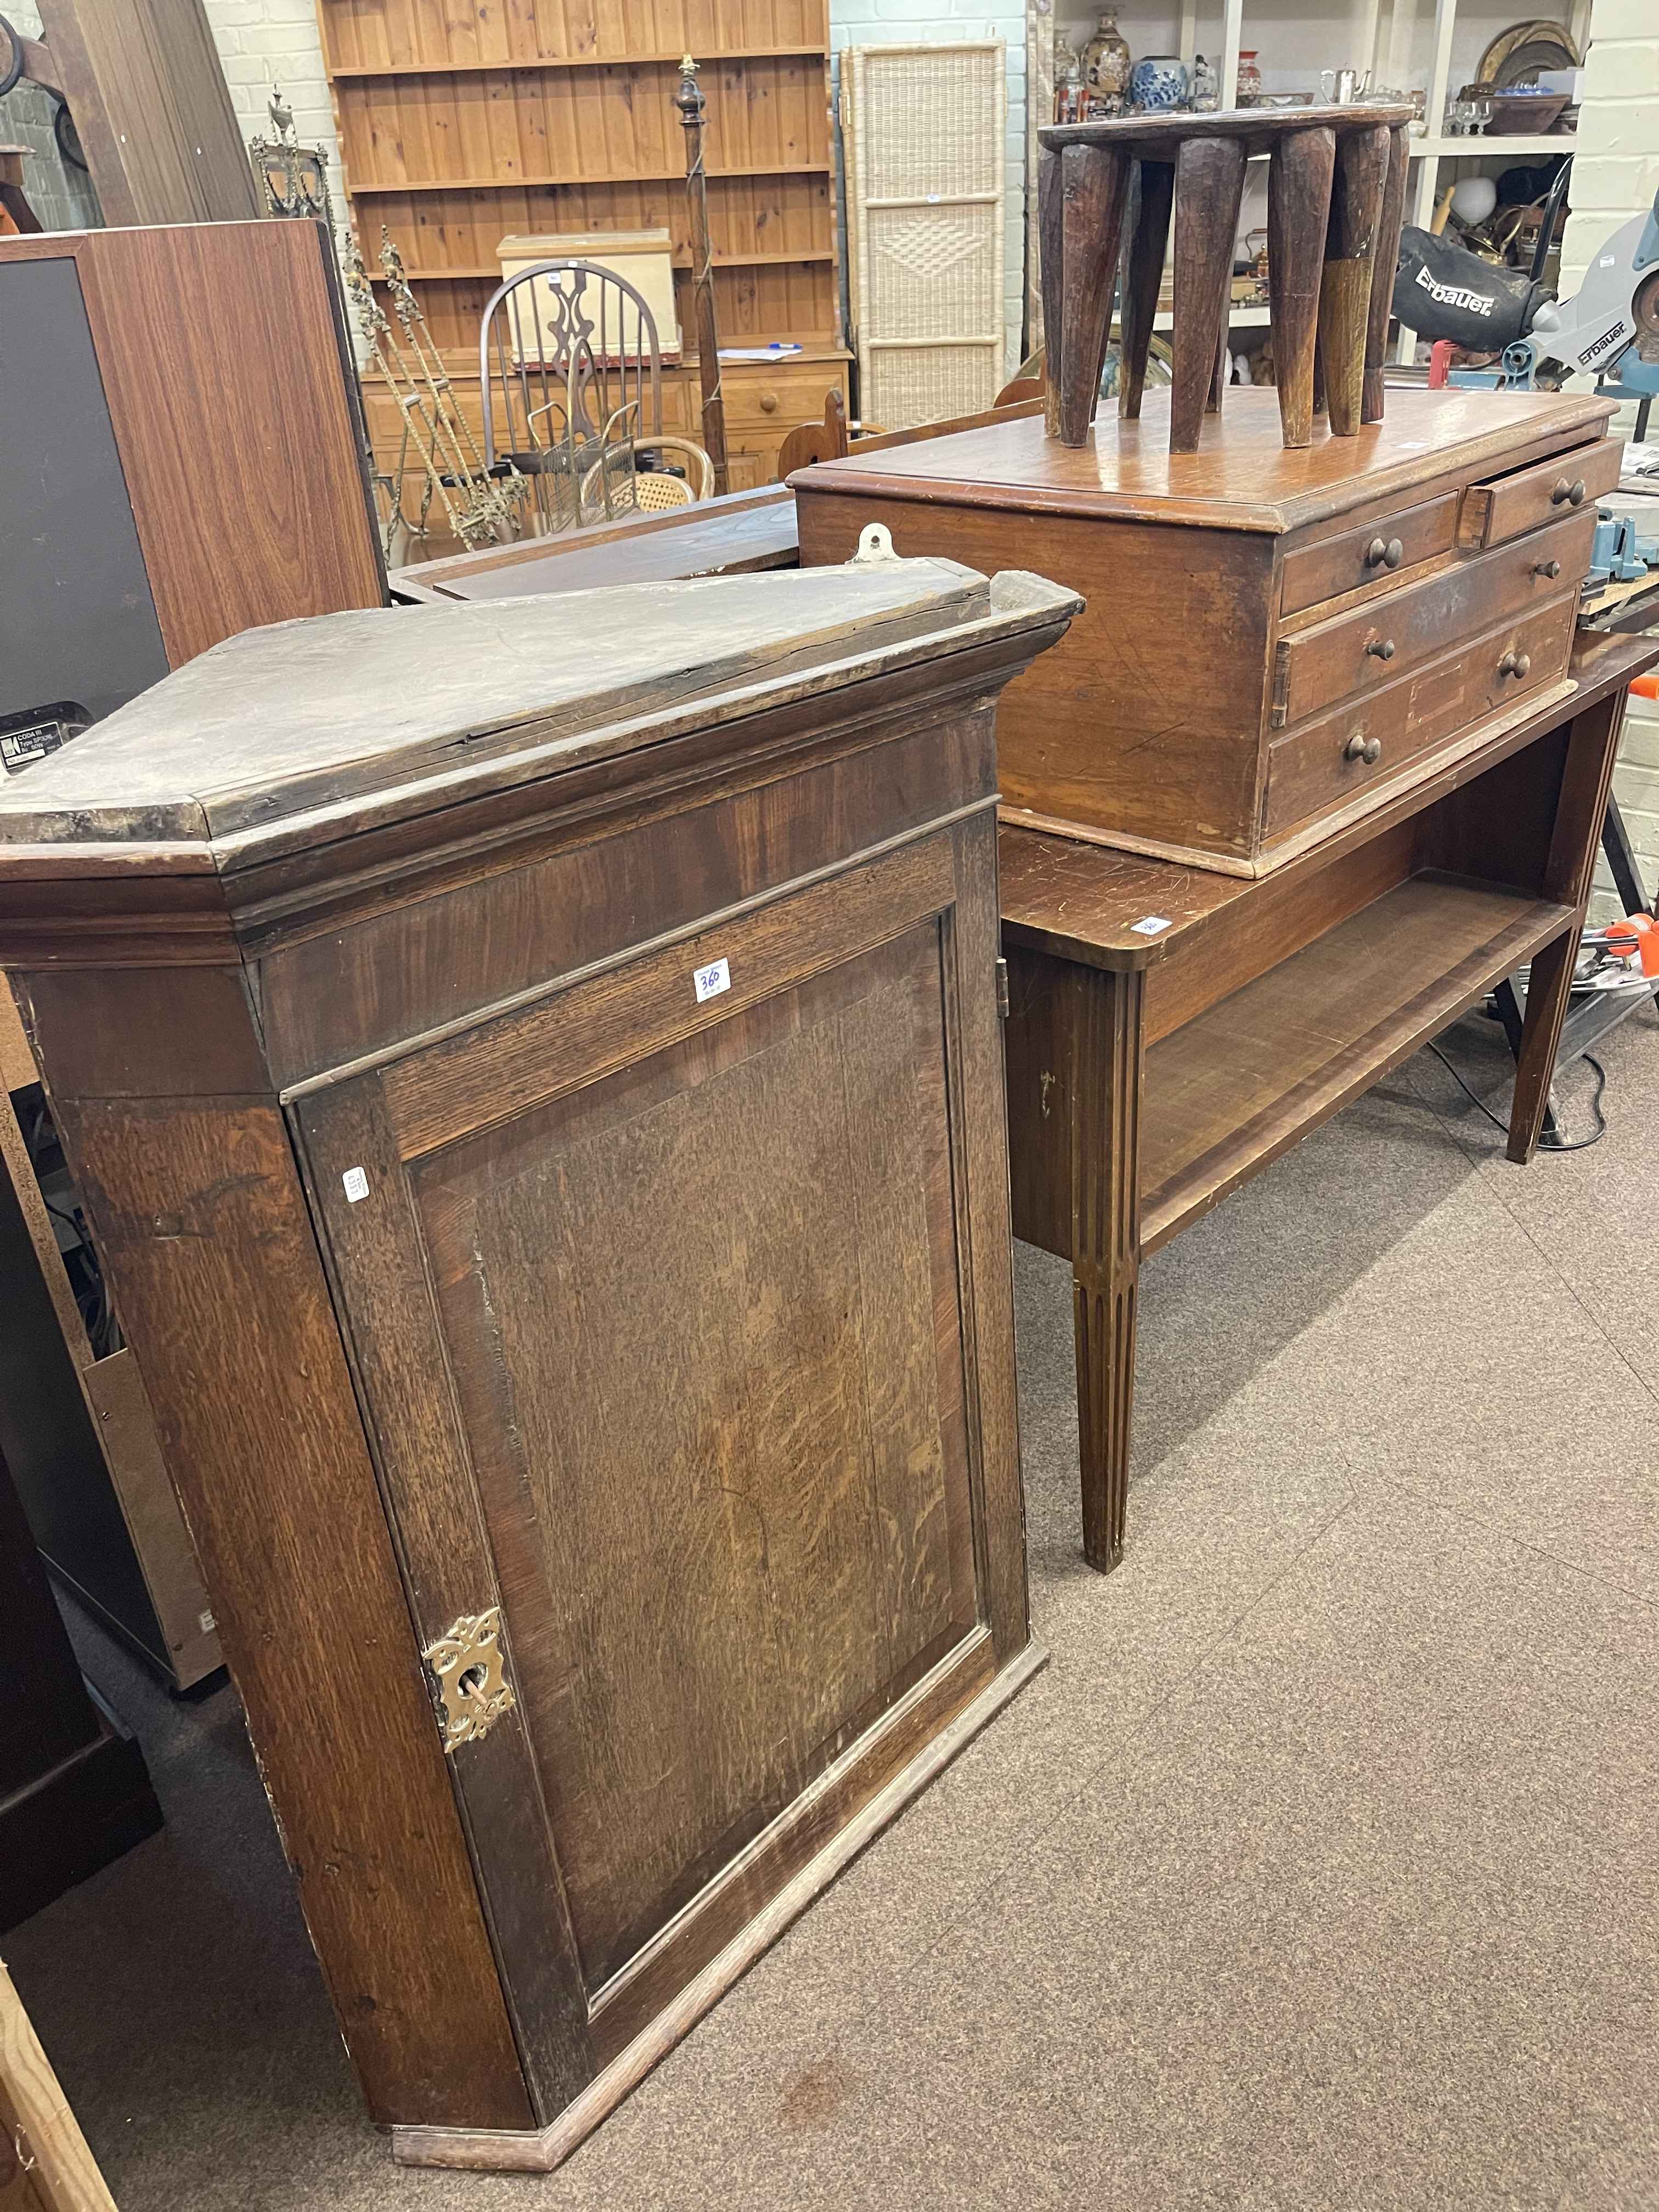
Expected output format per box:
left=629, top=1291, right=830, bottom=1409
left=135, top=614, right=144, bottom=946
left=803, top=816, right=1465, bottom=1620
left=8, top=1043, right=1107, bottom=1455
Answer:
left=1128, top=54, right=1189, bottom=110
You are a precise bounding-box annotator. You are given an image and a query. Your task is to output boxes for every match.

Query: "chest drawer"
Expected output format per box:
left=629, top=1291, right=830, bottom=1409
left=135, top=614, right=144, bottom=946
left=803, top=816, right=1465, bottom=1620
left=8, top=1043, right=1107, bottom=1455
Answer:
left=1457, top=437, right=1622, bottom=549
left=724, top=363, right=846, bottom=433
left=1279, top=491, right=1459, bottom=617
left=1264, top=590, right=1578, bottom=839
left=1273, top=507, right=1597, bottom=727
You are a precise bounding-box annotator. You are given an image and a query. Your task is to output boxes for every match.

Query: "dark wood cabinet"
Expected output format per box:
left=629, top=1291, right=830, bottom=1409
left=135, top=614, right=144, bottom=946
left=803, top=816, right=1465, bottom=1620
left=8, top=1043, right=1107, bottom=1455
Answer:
left=0, top=553, right=1075, bottom=2169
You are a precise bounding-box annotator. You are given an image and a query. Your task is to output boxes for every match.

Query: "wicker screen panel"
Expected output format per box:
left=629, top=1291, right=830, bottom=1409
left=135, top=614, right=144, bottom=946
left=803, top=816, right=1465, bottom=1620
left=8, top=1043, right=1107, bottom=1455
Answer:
left=863, top=343, right=1000, bottom=430
left=843, top=43, right=1007, bottom=429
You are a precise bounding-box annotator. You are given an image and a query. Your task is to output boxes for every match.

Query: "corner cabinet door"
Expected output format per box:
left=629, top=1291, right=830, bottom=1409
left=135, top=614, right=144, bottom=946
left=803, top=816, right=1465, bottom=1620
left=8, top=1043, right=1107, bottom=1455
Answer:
left=291, top=821, right=1024, bottom=2124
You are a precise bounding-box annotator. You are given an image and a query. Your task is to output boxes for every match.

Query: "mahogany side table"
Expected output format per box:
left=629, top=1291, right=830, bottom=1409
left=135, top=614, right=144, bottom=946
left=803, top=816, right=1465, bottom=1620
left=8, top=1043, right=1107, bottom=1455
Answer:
left=999, top=631, right=1659, bottom=1570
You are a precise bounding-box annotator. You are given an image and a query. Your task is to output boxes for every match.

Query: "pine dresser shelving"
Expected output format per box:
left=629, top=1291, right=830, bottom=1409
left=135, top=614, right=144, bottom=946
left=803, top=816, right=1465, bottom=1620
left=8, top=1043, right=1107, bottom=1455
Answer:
left=317, top=0, right=850, bottom=506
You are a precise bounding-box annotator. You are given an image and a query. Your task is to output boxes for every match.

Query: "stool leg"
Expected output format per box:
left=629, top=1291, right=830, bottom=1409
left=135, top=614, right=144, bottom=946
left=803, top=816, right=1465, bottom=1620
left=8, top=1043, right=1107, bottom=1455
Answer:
left=1209, top=319, right=1229, bottom=414
left=1267, top=125, right=1336, bottom=449
left=1363, top=124, right=1410, bottom=424
left=1321, top=122, right=1391, bottom=436
left=1119, top=158, right=1174, bottom=422
left=1170, top=135, right=1245, bottom=455
left=1039, top=144, right=1066, bottom=439
left=1052, top=141, right=1132, bottom=446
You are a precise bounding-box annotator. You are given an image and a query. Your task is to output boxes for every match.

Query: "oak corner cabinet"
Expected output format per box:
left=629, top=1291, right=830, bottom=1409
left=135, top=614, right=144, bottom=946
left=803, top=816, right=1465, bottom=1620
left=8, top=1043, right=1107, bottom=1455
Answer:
left=791, top=383, right=1620, bottom=874
left=0, top=556, right=1076, bottom=2169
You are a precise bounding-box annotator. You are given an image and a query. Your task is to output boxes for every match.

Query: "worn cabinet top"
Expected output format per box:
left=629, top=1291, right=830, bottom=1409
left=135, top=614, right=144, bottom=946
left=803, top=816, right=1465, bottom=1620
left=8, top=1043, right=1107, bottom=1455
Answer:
left=0, top=555, right=1079, bottom=858
left=792, top=386, right=1616, bottom=536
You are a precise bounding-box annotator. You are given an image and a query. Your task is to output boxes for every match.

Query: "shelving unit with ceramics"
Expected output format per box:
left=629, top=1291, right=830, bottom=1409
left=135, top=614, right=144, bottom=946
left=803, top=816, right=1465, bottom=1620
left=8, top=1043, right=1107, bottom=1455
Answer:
left=1376, top=0, right=1589, bottom=362
left=1037, top=0, right=1585, bottom=375
left=1036, top=7, right=1335, bottom=362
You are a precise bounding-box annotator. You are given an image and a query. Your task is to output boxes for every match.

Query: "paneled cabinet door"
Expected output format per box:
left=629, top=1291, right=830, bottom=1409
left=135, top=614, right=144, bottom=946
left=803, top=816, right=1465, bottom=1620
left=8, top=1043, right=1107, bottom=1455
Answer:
left=293, top=826, right=1008, bottom=2120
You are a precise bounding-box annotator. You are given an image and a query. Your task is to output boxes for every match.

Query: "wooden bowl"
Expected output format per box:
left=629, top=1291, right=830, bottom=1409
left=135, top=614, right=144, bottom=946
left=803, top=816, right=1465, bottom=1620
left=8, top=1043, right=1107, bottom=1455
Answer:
left=1485, top=88, right=1571, bottom=134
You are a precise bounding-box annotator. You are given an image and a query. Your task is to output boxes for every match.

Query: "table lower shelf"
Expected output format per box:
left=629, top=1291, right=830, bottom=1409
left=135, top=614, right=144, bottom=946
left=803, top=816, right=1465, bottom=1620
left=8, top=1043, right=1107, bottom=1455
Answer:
left=1138, top=871, right=1576, bottom=1255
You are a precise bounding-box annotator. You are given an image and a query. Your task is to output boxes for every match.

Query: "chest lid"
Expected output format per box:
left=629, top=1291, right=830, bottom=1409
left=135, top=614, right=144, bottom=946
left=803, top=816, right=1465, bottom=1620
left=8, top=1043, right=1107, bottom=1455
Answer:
left=0, top=548, right=1076, bottom=855
left=792, top=386, right=1616, bottom=536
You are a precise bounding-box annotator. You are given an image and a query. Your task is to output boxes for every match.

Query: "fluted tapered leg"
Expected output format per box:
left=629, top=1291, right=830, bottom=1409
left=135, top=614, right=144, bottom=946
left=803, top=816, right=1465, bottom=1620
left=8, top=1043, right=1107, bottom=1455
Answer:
left=1070, top=964, right=1143, bottom=1572
left=1267, top=125, right=1336, bottom=449
left=1170, top=134, right=1245, bottom=454
left=1321, top=122, right=1391, bottom=436
left=1363, top=123, right=1411, bottom=424
left=1119, top=158, right=1175, bottom=422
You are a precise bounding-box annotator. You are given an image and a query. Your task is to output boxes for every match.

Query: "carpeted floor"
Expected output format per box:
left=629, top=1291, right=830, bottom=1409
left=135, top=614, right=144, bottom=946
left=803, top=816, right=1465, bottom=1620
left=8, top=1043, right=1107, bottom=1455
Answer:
left=10, top=1008, right=1659, bottom=2210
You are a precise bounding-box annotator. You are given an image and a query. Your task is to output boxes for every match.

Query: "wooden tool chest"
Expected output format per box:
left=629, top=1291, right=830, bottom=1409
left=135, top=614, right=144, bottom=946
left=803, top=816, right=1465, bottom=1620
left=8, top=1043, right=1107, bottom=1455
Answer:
left=791, top=385, right=1619, bottom=874
left=0, top=551, right=1075, bottom=2170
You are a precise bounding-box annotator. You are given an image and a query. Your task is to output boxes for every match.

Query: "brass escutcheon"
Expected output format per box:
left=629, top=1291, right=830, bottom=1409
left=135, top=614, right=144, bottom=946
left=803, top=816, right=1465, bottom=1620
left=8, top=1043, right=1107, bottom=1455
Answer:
left=422, top=1606, right=515, bottom=1752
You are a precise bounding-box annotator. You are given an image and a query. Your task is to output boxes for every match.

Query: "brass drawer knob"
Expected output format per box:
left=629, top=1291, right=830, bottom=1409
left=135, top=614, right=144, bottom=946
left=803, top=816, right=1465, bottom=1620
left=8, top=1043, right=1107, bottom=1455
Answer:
left=1344, top=733, right=1383, bottom=765
left=1365, top=637, right=1396, bottom=661
left=1551, top=477, right=1587, bottom=506
left=759, top=391, right=780, bottom=413
left=1365, top=535, right=1404, bottom=571
left=1532, top=558, right=1561, bottom=579
left=1497, top=649, right=1532, bottom=679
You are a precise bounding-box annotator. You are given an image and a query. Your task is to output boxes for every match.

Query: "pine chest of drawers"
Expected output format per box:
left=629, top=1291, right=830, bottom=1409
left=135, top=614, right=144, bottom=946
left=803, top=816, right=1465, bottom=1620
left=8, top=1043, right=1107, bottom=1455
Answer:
left=792, top=385, right=1619, bottom=874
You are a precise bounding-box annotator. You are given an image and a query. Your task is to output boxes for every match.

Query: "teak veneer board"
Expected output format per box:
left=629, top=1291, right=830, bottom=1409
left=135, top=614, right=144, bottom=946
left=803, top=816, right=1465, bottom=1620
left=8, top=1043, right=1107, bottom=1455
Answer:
left=1040, top=101, right=1410, bottom=152
left=392, top=396, right=1052, bottom=602
left=798, top=385, right=1616, bottom=536
left=393, top=487, right=800, bottom=601
left=0, top=224, right=385, bottom=668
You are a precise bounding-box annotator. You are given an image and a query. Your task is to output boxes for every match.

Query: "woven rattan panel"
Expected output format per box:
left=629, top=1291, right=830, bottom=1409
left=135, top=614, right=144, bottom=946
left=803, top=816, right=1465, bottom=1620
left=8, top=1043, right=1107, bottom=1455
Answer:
left=842, top=42, right=1006, bottom=428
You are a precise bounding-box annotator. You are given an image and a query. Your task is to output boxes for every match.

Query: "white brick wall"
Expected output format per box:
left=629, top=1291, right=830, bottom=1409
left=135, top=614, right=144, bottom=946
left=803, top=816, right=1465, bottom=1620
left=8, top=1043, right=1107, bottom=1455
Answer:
left=834, top=4, right=1027, bottom=373
left=198, top=0, right=344, bottom=236
left=1556, top=0, right=1659, bottom=921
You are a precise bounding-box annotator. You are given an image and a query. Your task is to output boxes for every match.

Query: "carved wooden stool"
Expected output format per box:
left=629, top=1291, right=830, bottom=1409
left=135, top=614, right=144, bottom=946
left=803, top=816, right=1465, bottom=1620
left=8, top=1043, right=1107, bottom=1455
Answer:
left=1038, top=104, right=1412, bottom=455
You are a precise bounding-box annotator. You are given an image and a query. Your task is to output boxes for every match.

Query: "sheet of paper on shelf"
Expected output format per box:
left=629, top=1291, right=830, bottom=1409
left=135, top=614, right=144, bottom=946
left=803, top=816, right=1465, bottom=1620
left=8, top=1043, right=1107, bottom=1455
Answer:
left=718, top=343, right=805, bottom=361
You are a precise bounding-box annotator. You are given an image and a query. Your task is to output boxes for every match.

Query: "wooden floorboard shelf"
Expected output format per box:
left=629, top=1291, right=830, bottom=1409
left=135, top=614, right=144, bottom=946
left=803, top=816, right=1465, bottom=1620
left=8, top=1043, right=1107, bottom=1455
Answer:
left=353, top=163, right=827, bottom=193
left=1138, top=871, right=1576, bottom=1254
left=371, top=252, right=836, bottom=282
left=328, top=47, right=829, bottom=75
